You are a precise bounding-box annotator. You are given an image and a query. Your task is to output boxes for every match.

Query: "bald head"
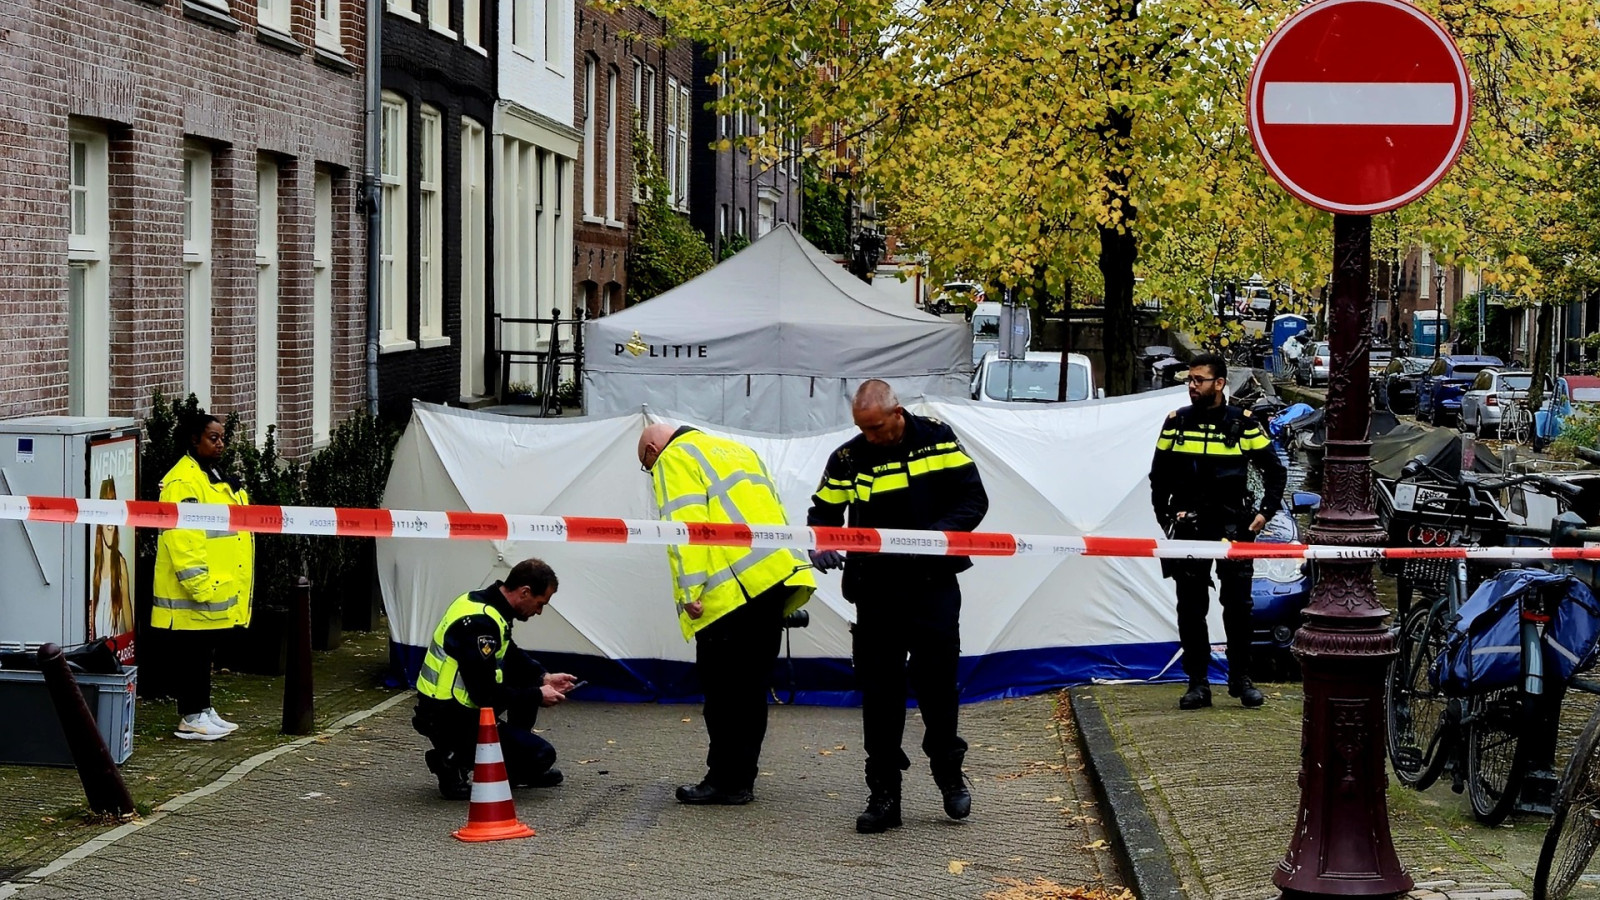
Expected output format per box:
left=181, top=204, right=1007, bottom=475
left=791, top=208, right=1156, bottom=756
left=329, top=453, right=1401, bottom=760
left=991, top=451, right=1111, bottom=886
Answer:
left=853, top=379, right=899, bottom=413
left=852, top=379, right=906, bottom=446
left=638, top=423, right=679, bottom=471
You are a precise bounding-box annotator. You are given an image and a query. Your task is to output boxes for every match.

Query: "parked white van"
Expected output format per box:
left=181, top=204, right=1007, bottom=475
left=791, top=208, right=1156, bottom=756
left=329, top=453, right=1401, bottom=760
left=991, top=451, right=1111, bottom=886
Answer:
left=970, top=350, right=1097, bottom=403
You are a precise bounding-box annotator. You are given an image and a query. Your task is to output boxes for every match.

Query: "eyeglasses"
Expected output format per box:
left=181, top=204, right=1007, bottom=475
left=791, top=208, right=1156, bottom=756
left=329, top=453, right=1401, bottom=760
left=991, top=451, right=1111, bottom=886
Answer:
left=1185, top=375, right=1222, bottom=386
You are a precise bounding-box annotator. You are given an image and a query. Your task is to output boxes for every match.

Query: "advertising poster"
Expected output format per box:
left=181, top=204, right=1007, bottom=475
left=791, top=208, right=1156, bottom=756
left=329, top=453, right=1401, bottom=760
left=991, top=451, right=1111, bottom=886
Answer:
left=88, top=434, right=138, bottom=662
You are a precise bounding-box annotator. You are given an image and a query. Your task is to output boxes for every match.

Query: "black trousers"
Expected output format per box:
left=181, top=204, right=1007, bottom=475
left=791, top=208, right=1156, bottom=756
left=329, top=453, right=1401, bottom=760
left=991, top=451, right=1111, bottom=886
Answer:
left=852, top=574, right=967, bottom=789
left=695, top=585, right=787, bottom=792
left=414, top=697, right=556, bottom=785
left=1163, top=518, right=1256, bottom=684
left=173, top=630, right=218, bottom=717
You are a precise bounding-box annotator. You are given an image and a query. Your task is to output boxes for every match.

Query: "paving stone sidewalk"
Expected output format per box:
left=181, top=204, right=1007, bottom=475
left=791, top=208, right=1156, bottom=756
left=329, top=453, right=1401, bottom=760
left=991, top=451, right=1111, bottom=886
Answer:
left=11, top=693, right=1122, bottom=900
left=1085, top=682, right=1577, bottom=900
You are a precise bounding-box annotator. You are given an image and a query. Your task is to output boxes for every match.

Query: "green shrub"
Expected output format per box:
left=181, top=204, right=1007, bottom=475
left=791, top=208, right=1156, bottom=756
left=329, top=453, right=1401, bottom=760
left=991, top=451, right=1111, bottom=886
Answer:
left=627, top=123, right=714, bottom=302
left=1550, top=406, right=1600, bottom=460
left=303, top=413, right=399, bottom=606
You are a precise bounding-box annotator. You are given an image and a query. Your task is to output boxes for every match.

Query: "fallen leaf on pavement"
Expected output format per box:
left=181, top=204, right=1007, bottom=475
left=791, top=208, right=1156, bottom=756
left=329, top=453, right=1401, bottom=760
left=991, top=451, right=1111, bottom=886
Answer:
left=1044, top=796, right=1063, bottom=803
left=834, top=744, right=847, bottom=750
left=578, top=759, right=600, bottom=765
left=818, top=750, right=833, bottom=756
left=681, top=718, right=691, bottom=723
left=1428, top=867, right=1445, bottom=875
left=607, top=739, right=616, bottom=745
left=948, top=860, right=969, bottom=875
left=1080, top=839, right=1108, bottom=850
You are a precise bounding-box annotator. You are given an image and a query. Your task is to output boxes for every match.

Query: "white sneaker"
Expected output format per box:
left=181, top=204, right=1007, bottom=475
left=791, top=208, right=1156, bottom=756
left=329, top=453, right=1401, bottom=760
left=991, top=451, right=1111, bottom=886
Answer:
left=175, top=713, right=229, bottom=741
left=204, top=708, right=239, bottom=733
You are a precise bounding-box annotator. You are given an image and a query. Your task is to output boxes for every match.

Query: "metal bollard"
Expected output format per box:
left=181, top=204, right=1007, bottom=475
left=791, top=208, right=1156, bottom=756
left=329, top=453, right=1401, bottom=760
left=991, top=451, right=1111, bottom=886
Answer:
left=281, top=576, right=314, bottom=736
left=36, top=643, right=136, bottom=817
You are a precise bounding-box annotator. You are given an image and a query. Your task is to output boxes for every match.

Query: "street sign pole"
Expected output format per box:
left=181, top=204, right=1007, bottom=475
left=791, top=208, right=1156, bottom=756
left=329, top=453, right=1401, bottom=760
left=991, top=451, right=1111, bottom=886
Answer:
left=1245, top=1, right=1473, bottom=896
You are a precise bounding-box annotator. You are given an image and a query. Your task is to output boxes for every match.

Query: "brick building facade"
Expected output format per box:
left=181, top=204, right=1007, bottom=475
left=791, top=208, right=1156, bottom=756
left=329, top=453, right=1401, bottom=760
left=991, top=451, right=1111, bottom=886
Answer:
left=0, top=0, right=369, bottom=457
left=572, top=4, right=693, bottom=318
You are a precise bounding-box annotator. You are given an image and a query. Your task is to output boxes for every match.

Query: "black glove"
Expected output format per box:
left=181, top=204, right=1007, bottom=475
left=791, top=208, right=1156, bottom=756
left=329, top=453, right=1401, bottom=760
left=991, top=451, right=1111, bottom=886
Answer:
left=809, top=549, right=845, bottom=571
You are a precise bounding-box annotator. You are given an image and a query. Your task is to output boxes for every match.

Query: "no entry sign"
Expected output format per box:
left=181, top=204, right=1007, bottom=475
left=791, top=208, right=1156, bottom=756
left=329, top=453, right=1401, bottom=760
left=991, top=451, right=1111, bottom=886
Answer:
left=1247, top=0, right=1472, bottom=214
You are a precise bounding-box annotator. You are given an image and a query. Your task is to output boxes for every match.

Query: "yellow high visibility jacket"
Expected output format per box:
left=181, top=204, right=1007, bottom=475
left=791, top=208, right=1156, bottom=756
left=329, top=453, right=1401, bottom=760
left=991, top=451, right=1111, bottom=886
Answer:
left=651, top=428, right=815, bottom=640
left=415, top=592, right=509, bottom=708
left=152, top=455, right=255, bottom=630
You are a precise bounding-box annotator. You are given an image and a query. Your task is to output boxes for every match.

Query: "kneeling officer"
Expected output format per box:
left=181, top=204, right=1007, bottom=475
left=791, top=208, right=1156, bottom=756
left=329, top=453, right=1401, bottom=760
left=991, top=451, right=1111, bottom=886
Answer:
left=413, top=558, right=579, bottom=799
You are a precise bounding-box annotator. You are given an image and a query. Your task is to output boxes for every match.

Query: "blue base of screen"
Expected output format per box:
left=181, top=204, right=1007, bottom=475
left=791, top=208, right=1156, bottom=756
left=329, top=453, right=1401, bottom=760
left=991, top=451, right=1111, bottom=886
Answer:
left=386, top=639, right=1232, bottom=706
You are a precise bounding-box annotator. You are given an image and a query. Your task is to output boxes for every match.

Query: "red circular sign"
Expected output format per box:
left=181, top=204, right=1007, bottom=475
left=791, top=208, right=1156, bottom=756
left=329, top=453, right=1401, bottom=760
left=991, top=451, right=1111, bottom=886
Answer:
left=1247, top=0, right=1472, bottom=214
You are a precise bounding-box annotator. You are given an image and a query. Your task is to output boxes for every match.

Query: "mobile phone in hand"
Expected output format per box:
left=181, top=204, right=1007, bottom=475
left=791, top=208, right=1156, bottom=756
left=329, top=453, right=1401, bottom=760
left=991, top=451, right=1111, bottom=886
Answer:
left=569, top=679, right=589, bottom=692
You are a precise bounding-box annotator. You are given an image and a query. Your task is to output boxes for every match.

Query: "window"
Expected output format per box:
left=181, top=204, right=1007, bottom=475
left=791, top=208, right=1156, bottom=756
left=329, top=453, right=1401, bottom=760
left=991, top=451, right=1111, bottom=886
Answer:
left=259, top=0, right=290, bottom=33
left=316, top=0, right=342, bottom=49
left=758, top=196, right=776, bottom=237
left=717, top=52, right=729, bottom=139
left=632, top=63, right=655, bottom=202
left=460, top=119, right=487, bottom=395
left=736, top=207, right=746, bottom=237
left=512, top=0, right=530, bottom=49
left=255, top=157, right=279, bottom=444
left=606, top=66, right=619, bottom=222
left=462, top=0, right=479, bottom=47
left=582, top=58, right=597, bottom=217
left=67, top=122, right=110, bottom=417
left=428, top=0, right=450, bottom=32
left=544, top=0, right=561, bottom=65
left=380, top=93, right=411, bottom=350
left=387, top=0, right=416, bottom=19
left=665, top=79, right=679, bottom=207
left=182, top=143, right=213, bottom=407
left=677, top=83, right=690, bottom=208
left=419, top=106, right=444, bottom=343
left=312, top=170, right=334, bottom=445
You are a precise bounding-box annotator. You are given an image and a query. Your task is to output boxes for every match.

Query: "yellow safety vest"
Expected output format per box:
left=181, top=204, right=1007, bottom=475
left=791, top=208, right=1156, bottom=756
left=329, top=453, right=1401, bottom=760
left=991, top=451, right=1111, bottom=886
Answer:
left=415, top=593, right=510, bottom=708
left=652, top=430, right=815, bottom=640
left=152, top=455, right=255, bottom=631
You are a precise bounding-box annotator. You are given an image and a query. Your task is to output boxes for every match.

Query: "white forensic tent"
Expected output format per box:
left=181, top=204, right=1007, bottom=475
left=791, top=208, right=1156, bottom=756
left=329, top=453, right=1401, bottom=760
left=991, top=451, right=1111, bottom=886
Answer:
left=582, top=224, right=973, bottom=432
left=379, top=392, right=1224, bottom=704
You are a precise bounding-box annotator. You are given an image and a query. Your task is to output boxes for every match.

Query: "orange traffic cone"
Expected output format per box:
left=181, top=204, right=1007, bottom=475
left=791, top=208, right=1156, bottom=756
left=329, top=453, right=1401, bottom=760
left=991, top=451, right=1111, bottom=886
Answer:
left=453, top=707, right=537, bottom=842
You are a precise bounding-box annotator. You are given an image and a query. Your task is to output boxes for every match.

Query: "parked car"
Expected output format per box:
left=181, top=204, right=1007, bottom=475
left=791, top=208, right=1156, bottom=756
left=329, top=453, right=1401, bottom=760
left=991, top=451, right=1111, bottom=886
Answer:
left=971, top=350, right=1096, bottom=403
left=1459, top=369, right=1549, bottom=436
left=1415, top=355, right=1503, bottom=425
left=969, top=301, right=1006, bottom=364
left=1294, top=341, right=1332, bottom=386
left=1535, top=375, right=1600, bottom=449
left=928, top=281, right=983, bottom=316
left=1376, top=356, right=1432, bottom=413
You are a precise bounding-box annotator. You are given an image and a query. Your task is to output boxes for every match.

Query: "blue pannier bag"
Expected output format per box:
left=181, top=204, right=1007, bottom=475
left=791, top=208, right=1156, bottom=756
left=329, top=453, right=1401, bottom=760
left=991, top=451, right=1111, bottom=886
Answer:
left=1431, top=569, right=1600, bottom=696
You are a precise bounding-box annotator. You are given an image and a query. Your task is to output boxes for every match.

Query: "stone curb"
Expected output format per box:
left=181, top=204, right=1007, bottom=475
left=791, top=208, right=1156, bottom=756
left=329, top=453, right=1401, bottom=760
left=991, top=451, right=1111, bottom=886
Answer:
left=1069, top=688, right=1187, bottom=900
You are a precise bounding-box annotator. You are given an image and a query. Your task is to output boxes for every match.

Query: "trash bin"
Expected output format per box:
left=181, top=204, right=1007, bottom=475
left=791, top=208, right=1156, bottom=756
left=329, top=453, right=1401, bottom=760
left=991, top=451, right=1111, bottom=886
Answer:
left=0, top=666, right=137, bottom=766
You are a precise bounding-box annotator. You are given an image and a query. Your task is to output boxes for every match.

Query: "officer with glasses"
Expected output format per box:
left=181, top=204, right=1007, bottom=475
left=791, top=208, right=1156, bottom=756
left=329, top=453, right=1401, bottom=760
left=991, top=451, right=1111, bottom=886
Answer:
left=1150, top=353, right=1287, bottom=710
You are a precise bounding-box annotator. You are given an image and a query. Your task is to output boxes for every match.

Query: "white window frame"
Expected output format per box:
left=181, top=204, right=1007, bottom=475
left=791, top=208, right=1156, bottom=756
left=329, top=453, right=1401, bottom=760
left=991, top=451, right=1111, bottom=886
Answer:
left=582, top=58, right=598, bottom=220
left=259, top=0, right=291, bottom=34
left=543, top=0, right=562, bottom=70
left=312, top=170, right=334, bottom=445
left=677, top=83, right=691, bottom=210
left=736, top=206, right=746, bottom=237
left=462, top=0, right=480, bottom=49
left=717, top=52, right=729, bottom=139
left=632, top=61, right=644, bottom=202
left=380, top=92, right=413, bottom=352
left=387, top=0, right=420, bottom=22
left=757, top=196, right=776, bottom=238
left=511, top=0, right=531, bottom=51
left=316, top=0, right=343, bottom=50
left=665, top=79, right=679, bottom=208
left=255, top=157, right=280, bottom=444
left=718, top=204, right=728, bottom=240
left=606, top=66, right=620, bottom=225
left=460, top=119, right=487, bottom=396
left=418, top=105, right=446, bottom=345
left=182, top=142, right=213, bottom=408
left=67, top=122, right=110, bottom=418
left=428, top=0, right=453, bottom=35
left=191, top=0, right=229, bottom=10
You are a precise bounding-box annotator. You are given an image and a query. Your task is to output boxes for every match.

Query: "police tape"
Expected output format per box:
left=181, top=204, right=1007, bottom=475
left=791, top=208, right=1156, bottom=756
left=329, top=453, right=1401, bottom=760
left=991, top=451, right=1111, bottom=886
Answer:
left=3, top=494, right=1599, bottom=562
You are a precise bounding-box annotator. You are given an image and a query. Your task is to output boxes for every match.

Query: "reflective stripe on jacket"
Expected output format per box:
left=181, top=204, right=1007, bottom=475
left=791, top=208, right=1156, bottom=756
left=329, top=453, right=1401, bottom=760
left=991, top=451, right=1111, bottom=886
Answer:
left=152, top=455, right=255, bottom=631
left=652, top=429, right=815, bottom=640
left=415, top=593, right=509, bottom=708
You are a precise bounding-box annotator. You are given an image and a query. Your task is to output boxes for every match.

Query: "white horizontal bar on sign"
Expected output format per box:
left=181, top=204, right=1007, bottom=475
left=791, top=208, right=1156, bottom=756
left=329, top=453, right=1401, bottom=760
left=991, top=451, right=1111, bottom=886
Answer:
left=1261, top=82, right=1456, bottom=126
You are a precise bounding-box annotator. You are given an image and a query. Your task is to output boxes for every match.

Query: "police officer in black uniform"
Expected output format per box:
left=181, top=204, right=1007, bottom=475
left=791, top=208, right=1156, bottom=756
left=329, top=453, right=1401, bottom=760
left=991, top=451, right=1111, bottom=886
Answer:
left=808, top=380, right=989, bottom=834
left=412, top=559, right=579, bottom=799
left=1150, top=353, right=1287, bottom=710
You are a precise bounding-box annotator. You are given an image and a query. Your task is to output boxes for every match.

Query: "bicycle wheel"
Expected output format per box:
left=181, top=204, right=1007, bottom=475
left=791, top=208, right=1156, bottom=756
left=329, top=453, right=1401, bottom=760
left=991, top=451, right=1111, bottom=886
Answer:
left=1387, top=605, right=1451, bottom=789
left=1467, top=686, right=1531, bottom=825
left=1535, top=705, right=1600, bottom=899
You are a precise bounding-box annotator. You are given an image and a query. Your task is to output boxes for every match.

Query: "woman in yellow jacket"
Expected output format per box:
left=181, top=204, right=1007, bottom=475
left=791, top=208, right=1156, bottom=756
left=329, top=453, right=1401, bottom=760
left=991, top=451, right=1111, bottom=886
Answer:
left=153, top=412, right=255, bottom=741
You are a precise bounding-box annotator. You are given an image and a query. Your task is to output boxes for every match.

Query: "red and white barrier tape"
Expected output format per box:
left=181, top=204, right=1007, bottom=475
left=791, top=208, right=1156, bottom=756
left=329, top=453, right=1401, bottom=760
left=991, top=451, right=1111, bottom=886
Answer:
left=1, top=495, right=1596, bottom=562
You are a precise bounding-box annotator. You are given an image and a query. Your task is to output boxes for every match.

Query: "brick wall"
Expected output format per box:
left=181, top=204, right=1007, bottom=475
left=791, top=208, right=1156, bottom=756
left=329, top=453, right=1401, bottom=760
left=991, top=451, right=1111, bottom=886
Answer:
left=0, top=0, right=369, bottom=459
left=376, top=1, right=498, bottom=421
left=572, top=4, right=693, bottom=315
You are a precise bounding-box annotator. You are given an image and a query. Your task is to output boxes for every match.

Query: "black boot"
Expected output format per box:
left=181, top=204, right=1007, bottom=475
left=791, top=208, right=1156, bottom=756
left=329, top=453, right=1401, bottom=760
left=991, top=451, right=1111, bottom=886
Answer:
left=856, top=777, right=903, bottom=834
left=1229, top=678, right=1265, bottom=708
left=675, top=780, right=754, bottom=805
left=931, top=757, right=972, bottom=820
left=1178, top=681, right=1212, bottom=710
left=426, top=749, right=471, bottom=801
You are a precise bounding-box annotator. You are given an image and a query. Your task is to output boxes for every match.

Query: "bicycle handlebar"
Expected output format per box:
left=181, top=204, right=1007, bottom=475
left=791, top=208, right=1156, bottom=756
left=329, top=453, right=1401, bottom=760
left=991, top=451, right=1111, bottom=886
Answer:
left=1505, top=524, right=1600, bottom=543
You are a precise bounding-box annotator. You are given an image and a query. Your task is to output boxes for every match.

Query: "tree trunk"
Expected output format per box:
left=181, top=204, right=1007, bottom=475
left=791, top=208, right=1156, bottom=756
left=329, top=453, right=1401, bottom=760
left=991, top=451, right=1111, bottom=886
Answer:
left=1098, top=0, right=1140, bottom=397
left=1527, top=301, right=1555, bottom=414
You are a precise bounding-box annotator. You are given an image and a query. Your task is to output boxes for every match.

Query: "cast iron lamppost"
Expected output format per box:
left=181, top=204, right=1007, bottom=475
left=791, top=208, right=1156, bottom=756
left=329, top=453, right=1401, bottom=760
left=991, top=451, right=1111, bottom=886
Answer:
left=1434, top=258, right=1446, bottom=360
